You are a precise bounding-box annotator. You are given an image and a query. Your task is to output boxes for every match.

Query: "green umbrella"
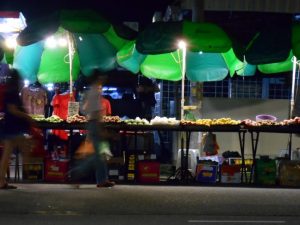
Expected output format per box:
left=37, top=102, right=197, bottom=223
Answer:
left=13, top=10, right=136, bottom=85
left=0, top=35, right=14, bottom=64
left=0, top=35, right=4, bottom=62
left=117, top=20, right=242, bottom=119
left=118, top=41, right=235, bottom=82
left=117, top=21, right=241, bottom=82
left=242, top=22, right=300, bottom=74
left=136, top=21, right=232, bottom=54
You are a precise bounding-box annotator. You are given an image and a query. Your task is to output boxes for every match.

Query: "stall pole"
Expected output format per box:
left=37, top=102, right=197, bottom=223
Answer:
left=288, top=57, right=298, bottom=159
left=179, top=41, right=187, bottom=121
left=290, top=56, right=298, bottom=119
left=67, top=31, right=74, bottom=95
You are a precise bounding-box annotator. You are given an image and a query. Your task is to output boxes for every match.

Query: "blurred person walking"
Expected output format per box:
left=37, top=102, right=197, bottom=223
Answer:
left=0, top=69, right=35, bottom=189
left=70, top=70, right=115, bottom=188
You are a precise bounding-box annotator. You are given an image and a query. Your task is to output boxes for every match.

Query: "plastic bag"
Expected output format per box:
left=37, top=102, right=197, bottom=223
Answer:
left=202, top=132, right=219, bottom=156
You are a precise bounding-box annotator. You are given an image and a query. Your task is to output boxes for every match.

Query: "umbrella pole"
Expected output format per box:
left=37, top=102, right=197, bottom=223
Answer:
left=181, top=73, right=185, bottom=120
left=290, top=56, right=298, bottom=119
left=180, top=44, right=187, bottom=121
left=288, top=56, right=298, bottom=160
left=67, top=32, right=74, bottom=96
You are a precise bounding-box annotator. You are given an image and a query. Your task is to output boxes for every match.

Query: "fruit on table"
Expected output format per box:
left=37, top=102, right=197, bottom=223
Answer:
left=67, top=114, right=87, bottom=123
left=103, top=116, right=121, bottom=123
left=45, top=115, right=64, bottom=123
left=124, top=117, right=150, bottom=125
left=181, top=118, right=241, bottom=126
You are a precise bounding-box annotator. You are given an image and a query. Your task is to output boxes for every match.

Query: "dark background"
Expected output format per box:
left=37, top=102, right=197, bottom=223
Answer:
left=0, top=0, right=173, bottom=26
left=0, top=0, right=295, bottom=35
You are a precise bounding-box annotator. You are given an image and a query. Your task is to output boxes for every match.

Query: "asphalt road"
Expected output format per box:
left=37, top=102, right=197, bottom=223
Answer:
left=0, top=183, right=300, bottom=225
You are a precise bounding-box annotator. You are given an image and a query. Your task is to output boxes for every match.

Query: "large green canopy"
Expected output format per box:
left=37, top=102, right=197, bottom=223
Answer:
left=0, top=35, right=4, bottom=63
left=136, top=21, right=232, bottom=54
left=117, top=21, right=240, bottom=82
left=117, top=41, right=232, bottom=82
left=241, top=22, right=300, bottom=75
left=14, top=10, right=136, bottom=83
left=245, top=25, right=291, bottom=65
left=0, top=35, right=14, bottom=64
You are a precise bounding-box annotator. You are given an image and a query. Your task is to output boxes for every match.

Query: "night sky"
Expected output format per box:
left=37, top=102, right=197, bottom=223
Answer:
left=0, top=0, right=295, bottom=46
left=0, top=0, right=173, bottom=26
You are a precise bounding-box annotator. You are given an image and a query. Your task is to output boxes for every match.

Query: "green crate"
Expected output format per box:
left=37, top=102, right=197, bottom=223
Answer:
left=255, top=159, right=277, bottom=185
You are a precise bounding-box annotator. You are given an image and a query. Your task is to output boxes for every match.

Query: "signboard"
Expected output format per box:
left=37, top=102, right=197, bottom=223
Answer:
left=67, top=101, right=79, bottom=117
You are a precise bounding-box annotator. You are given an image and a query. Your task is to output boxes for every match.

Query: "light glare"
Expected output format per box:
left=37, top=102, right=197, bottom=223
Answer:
left=58, top=38, right=67, bottom=47
left=24, top=79, right=29, bottom=87
left=45, top=37, right=56, bottom=48
left=5, top=37, right=17, bottom=49
left=178, top=40, right=186, bottom=49
left=46, top=83, right=54, bottom=91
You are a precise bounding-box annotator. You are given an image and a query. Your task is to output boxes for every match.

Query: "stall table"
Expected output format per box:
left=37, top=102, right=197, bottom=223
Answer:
left=36, top=122, right=248, bottom=183
left=246, top=124, right=300, bottom=183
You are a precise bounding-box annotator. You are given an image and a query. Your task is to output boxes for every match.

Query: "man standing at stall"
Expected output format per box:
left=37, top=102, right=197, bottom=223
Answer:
left=135, top=76, right=159, bottom=120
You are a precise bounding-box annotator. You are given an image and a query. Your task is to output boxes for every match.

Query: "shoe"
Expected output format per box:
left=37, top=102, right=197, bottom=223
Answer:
left=97, top=180, right=115, bottom=188
left=0, top=183, right=17, bottom=189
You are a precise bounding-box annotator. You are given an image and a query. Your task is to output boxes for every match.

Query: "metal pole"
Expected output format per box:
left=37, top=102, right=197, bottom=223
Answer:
left=180, top=43, right=187, bottom=120
left=290, top=56, right=297, bottom=118
left=67, top=31, right=74, bottom=95
left=288, top=56, right=298, bottom=160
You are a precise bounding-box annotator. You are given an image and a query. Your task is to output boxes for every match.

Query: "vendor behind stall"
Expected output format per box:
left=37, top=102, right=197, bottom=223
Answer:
left=135, top=76, right=159, bottom=120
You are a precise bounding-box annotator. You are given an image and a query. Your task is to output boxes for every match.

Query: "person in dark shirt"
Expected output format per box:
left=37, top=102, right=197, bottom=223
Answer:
left=0, top=69, right=35, bottom=189
left=135, top=77, right=159, bottom=120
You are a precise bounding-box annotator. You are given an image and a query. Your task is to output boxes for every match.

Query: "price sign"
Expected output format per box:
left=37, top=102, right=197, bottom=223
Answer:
left=68, top=101, right=79, bottom=117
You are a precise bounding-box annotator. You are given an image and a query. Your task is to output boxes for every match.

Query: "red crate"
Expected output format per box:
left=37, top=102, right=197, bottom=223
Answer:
left=44, top=159, right=69, bottom=182
left=137, top=161, right=160, bottom=183
left=221, top=164, right=241, bottom=183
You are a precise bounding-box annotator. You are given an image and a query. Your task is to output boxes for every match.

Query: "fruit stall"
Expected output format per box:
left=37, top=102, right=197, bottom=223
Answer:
left=3, top=114, right=298, bottom=186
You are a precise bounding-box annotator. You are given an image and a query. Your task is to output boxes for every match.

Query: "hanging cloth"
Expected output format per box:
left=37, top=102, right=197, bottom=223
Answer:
left=202, top=132, right=219, bottom=156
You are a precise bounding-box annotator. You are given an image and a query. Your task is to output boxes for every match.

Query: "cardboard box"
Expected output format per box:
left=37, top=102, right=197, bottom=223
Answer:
left=23, top=163, right=44, bottom=181
left=137, top=161, right=160, bottom=183
left=44, top=159, right=69, bottom=182
left=279, top=160, right=300, bottom=186
left=195, top=164, right=218, bottom=183
left=122, top=132, right=154, bottom=153
left=108, top=158, right=125, bottom=181
left=221, top=164, right=241, bottom=183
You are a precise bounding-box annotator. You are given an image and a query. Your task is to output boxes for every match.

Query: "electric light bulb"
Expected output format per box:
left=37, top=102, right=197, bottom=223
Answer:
left=45, top=37, right=57, bottom=48
left=178, top=40, right=186, bottom=49
left=5, top=37, right=17, bottom=49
